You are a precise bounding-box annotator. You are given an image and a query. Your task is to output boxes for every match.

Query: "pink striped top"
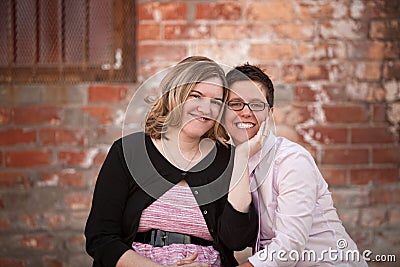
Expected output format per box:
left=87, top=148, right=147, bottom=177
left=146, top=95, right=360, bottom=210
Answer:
left=132, top=185, right=221, bottom=266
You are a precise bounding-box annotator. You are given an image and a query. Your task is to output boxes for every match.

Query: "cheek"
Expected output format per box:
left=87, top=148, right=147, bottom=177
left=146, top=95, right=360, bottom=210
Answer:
left=223, top=110, right=236, bottom=125
left=255, top=112, right=268, bottom=124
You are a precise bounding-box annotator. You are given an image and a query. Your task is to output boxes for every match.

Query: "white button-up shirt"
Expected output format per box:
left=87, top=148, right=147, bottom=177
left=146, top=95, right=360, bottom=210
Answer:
left=247, top=133, right=368, bottom=266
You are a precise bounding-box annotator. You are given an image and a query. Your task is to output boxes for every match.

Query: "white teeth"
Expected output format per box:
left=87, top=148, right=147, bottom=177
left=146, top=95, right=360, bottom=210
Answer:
left=236, top=122, right=255, bottom=129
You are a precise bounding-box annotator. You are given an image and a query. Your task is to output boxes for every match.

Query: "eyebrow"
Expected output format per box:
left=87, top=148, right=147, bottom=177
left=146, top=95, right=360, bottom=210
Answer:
left=228, top=97, right=265, bottom=102
left=191, top=90, right=223, bottom=101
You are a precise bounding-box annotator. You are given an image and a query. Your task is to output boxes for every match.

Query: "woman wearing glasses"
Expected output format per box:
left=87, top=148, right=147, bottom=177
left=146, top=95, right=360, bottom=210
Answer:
left=224, top=64, right=367, bottom=266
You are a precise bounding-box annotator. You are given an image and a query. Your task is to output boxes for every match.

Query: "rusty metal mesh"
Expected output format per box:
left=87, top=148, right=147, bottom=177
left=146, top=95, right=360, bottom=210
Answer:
left=0, top=0, right=134, bottom=83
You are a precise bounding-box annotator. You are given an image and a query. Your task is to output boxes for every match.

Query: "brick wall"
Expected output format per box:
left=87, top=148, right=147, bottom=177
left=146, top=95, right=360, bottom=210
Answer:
left=0, top=0, right=399, bottom=266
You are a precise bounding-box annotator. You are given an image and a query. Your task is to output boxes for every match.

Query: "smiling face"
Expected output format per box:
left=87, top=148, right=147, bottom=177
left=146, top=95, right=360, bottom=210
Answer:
left=178, top=77, right=224, bottom=139
left=225, top=80, right=270, bottom=145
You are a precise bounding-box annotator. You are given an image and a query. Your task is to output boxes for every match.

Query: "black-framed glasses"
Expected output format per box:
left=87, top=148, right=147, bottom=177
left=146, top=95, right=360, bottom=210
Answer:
left=227, top=100, right=269, bottom=111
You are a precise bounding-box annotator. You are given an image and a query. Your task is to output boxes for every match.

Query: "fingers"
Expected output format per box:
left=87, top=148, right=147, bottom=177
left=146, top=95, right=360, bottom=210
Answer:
left=183, top=251, right=198, bottom=261
left=260, top=118, right=269, bottom=140
left=176, top=252, right=199, bottom=266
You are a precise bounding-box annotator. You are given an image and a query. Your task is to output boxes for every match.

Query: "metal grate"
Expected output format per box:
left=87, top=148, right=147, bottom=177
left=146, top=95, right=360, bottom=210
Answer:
left=0, top=0, right=136, bottom=83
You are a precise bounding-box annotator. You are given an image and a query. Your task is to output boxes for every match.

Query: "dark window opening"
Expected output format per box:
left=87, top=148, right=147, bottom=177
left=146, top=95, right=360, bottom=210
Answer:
left=0, top=0, right=136, bottom=83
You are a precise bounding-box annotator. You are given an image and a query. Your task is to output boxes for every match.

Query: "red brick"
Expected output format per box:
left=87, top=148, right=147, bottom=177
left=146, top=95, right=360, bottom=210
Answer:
left=81, top=107, right=113, bottom=125
left=281, top=64, right=302, bottom=83
left=64, top=192, right=92, bottom=210
left=372, top=104, right=387, bottom=122
left=39, top=128, right=86, bottom=146
left=350, top=168, right=398, bottom=184
left=0, top=129, right=36, bottom=146
left=257, top=64, right=279, bottom=82
left=5, top=150, right=52, bottom=167
left=388, top=209, right=400, bottom=224
left=383, top=61, right=400, bottom=79
left=360, top=207, right=387, bottom=227
left=320, top=168, right=347, bottom=185
left=363, top=0, right=400, bottom=18
left=37, top=170, right=84, bottom=188
left=138, top=2, right=187, bottom=20
left=298, top=42, right=347, bottom=60
left=164, top=24, right=212, bottom=40
left=0, top=217, right=11, bottom=231
left=320, top=20, right=365, bottom=40
left=348, top=41, right=398, bottom=60
left=298, top=1, right=346, bottom=20
left=351, top=127, right=395, bottom=144
left=273, top=22, right=314, bottom=40
left=20, top=214, right=37, bottom=228
left=0, top=259, right=27, bottom=267
left=250, top=44, right=295, bottom=61
left=137, top=45, right=187, bottom=64
left=0, top=108, right=11, bottom=125
left=301, top=126, right=347, bottom=144
left=0, top=171, right=31, bottom=188
left=44, top=213, right=66, bottom=229
left=323, top=85, right=347, bottom=101
left=59, top=149, right=102, bottom=168
left=14, top=106, right=63, bottom=125
left=324, top=105, right=368, bottom=123
left=247, top=23, right=275, bottom=40
left=276, top=125, right=301, bottom=143
left=355, top=61, right=382, bottom=80
left=137, top=23, right=161, bottom=41
left=214, top=24, right=247, bottom=40
left=195, top=3, right=241, bottom=20
left=0, top=196, right=4, bottom=209
left=66, top=235, right=86, bottom=252
left=43, top=256, right=63, bottom=267
left=370, top=19, right=400, bottom=39
left=246, top=1, right=295, bottom=21
left=330, top=187, right=370, bottom=208
left=20, top=234, right=53, bottom=250
left=295, top=85, right=317, bottom=101
left=372, top=147, right=400, bottom=163
left=322, top=148, right=369, bottom=165
left=284, top=105, right=312, bottom=126
left=370, top=187, right=400, bottom=205
left=88, top=85, right=127, bottom=103
left=337, top=209, right=359, bottom=228
left=302, top=65, right=329, bottom=81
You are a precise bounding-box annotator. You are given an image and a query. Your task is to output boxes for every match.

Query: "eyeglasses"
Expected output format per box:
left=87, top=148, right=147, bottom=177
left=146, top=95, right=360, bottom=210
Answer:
left=227, top=100, right=269, bottom=111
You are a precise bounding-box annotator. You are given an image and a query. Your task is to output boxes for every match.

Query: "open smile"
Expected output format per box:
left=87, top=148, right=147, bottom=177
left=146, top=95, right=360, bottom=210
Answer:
left=235, top=122, right=256, bottom=129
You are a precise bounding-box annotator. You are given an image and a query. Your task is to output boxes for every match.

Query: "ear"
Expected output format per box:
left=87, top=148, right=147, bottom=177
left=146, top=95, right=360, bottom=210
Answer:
left=270, top=107, right=274, bottom=114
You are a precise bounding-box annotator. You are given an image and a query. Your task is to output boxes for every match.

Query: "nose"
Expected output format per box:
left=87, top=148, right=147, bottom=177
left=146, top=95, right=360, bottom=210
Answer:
left=196, top=98, right=211, bottom=114
left=238, top=104, right=252, bottom=117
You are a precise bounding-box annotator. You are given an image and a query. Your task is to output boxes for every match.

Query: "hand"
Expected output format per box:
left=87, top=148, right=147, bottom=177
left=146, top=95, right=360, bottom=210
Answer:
left=170, top=252, right=211, bottom=267
left=237, top=260, right=254, bottom=267
left=236, top=119, right=269, bottom=159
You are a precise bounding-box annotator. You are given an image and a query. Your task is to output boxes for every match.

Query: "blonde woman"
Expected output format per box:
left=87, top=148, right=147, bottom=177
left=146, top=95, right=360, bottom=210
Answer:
left=85, top=56, right=258, bottom=267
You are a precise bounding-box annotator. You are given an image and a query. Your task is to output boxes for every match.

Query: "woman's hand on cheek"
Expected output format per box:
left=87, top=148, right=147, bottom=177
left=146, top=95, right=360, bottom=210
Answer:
left=236, top=119, right=269, bottom=159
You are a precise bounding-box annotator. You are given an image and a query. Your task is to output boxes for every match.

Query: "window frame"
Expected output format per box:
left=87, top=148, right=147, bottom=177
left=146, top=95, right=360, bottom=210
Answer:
left=0, top=0, right=136, bottom=83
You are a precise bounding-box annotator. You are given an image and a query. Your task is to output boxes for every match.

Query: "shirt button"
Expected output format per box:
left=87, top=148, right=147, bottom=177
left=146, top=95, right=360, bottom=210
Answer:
left=194, top=190, right=198, bottom=195
left=203, top=210, right=208, bottom=215
left=181, top=172, right=187, bottom=176
left=210, top=229, right=213, bottom=233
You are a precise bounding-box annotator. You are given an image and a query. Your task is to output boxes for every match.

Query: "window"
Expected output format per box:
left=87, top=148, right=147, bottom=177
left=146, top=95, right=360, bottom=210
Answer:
left=0, top=0, right=136, bottom=83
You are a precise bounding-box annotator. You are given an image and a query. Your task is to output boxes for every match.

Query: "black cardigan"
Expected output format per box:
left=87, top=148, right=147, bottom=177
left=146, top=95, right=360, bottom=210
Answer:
left=85, top=132, right=258, bottom=267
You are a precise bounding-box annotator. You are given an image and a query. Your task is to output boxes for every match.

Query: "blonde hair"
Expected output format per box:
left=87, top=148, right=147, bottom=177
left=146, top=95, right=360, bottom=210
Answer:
left=145, top=56, right=229, bottom=144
